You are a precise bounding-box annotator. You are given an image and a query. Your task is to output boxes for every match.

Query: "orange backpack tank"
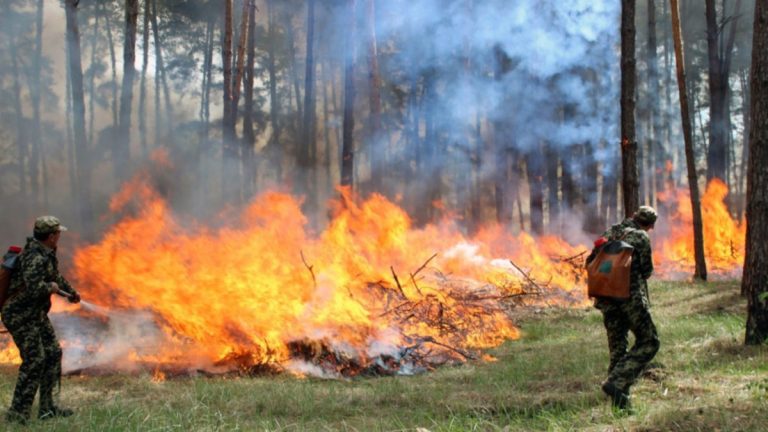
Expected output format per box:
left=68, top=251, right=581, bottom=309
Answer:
left=586, top=231, right=634, bottom=299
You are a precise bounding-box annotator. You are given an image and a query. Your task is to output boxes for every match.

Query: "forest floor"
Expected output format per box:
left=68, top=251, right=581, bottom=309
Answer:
left=0, top=280, right=766, bottom=431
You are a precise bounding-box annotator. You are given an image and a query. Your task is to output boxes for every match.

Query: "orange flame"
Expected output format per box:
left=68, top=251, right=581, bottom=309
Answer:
left=655, top=178, right=745, bottom=277
left=0, top=179, right=589, bottom=374
left=1, top=175, right=744, bottom=374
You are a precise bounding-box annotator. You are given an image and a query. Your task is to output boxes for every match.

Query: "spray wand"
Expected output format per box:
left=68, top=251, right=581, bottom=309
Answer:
left=55, top=289, right=109, bottom=315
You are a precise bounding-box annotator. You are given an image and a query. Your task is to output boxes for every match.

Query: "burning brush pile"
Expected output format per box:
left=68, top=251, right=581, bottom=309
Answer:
left=0, top=177, right=745, bottom=378
left=1, top=180, right=589, bottom=378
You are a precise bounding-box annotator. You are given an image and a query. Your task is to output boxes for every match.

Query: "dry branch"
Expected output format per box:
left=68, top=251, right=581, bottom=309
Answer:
left=300, top=250, right=316, bottom=288
left=390, top=266, right=406, bottom=297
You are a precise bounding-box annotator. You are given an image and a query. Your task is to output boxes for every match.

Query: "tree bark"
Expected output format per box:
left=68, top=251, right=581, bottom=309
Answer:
left=232, top=0, right=250, bottom=125
left=200, top=17, right=215, bottom=150
left=662, top=0, right=676, bottom=188
left=150, top=0, right=173, bottom=140
left=705, top=0, right=740, bottom=183
left=526, top=151, right=545, bottom=235
left=103, top=2, right=119, bottom=130
left=116, top=0, right=139, bottom=182
left=139, top=0, right=150, bottom=156
left=545, top=143, right=559, bottom=233
left=646, top=0, right=661, bottom=208
left=322, top=60, right=334, bottom=196
left=671, top=0, right=708, bottom=281
left=64, top=24, right=77, bottom=203
left=88, top=13, right=99, bottom=151
left=300, top=0, right=317, bottom=205
left=340, top=0, right=357, bottom=190
left=65, top=0, right=93, bottom=231
left=221, top=0, right=239, bottom=202
left=366, top=0, right=383, bottom=193
left=242, top=1, right=257, bottom=197
left=492, top=46, right=513, bottom=226
left=562, top=144, right=582, bottom=212
left=9, top=33, right=28, bottom=209
left=30, top=0, right=45, bottom=205
left=582, top=140, right=601, bottom=235
left=266, top=0, right=281, bottom=181
left=737, top=69, right=750, bottom=219
left=621, top=0, right=640, bottom=217
left=285, top=19, right=303, bottom=137
left=743, top=0, right=768, bottom=344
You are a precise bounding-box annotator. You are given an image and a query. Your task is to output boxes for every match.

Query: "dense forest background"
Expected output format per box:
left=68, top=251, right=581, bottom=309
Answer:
left=0, top=0, right=757, bottom=243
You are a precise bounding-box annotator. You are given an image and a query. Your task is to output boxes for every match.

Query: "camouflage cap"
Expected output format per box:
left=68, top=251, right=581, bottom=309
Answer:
left=633, top=205, right=658, bottom=226
left=33, top=215, right=68, bottom=235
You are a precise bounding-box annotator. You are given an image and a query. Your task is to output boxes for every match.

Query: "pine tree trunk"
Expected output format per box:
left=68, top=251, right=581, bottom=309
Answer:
left=662, top=0, right=676, bottom=188
left=723, top=0, right=743, bottom=215
left=366, top=0, right=383, bottom=193
left=493, top=144, right=510, bottom=225
left=65, top=27, right=77, bottom=203
left=301, top=0, right=317, bottom=209
left=737, top=69, right=750, bottom=219
left=705, top=0, right=728, bottom=183
left=139, top=0, right=150, bottom=156
left=150, top=0, right=173, bottom=139
left=526, top=152, right=545, bottom=235
left=232, top=0, right=250, bottom=125
left=583, top=140, right=601, bottom=235
left=424, top=74, right=442, bottom=222
left=340, top=0, right=357, bottom=190
left=646, top=0, right=661, bottom=208
left=407, top=75, right=425, bottom=222
left=671, top=0, right=708, bottom=281
left=198, top=16, right=215, bottom=212
left=30, top=0, right=45, bottom=205
left=266, top=0, right=281, bottom=182
left=201, top=17, right=214, bottom=148
left=242, top=1, right=256, bottom=197
left=104, top=2, right=119, bottom=130
left=285, top=20, right=303, bottom=137
left=743, top=0, right=768, bottom=343
left=470, top=111, right=483, bottom=233
left=221, top=0, right=239, bottom=202
left=65, top=0, right=93, bottom=232
left=322, top=60, right=334, bottom=196
left=600, top=140, right=618, bottom=226
left=562, top=145, right=582, bottom=211
left=88, top=13, right=99, bottom=150
left=331, top=61, right=343, bottom=186
left=492, top=47, right=512, bottom=226
left=621, top=0, right=640, bottom=216
left=9, top=33, right=28, bottom=210
left=545, top=143, right=559, bottom=233
left=116, top=0, right=139, bottom=182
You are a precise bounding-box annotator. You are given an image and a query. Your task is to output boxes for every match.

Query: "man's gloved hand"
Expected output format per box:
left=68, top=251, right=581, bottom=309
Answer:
left=68, top=291, right=81, bottom=304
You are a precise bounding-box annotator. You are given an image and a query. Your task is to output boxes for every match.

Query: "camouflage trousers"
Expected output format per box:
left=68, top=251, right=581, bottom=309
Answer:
left=2, top=312, right=62, bottom=418
left=597, top=292, right=660, bottom=393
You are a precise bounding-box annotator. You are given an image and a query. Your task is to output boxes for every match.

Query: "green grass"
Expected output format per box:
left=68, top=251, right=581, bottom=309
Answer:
left=1, top=280, right=766, bottom=431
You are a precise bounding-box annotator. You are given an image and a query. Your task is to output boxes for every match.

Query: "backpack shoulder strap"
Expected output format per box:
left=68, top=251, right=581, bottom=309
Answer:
left=619, top=227, right=636, bottom=240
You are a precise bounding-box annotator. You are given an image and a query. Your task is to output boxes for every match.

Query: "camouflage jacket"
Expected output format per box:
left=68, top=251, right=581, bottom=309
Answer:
left=601, top=218, right=654, bottom=303
left=1, top=237, right=77, bottom=320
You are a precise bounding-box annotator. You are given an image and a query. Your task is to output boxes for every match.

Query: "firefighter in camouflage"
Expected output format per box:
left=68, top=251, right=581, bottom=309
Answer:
left=592, top=206, right=659, bottom=411
left=2, top=216, right=80, bottom=425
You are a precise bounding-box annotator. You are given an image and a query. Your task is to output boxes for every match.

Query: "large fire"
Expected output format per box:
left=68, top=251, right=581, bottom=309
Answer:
left=655, top=178, right=746, bottom=278
left=0, top=176, right=745, bottom=376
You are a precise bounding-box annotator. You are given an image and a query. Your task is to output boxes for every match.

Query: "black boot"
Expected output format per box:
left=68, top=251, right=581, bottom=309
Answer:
left=6, top=410, right=28, bottom=425
left=38, top=406, right=74, bottom=420
left=601, top=381, right=632, bottom=411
